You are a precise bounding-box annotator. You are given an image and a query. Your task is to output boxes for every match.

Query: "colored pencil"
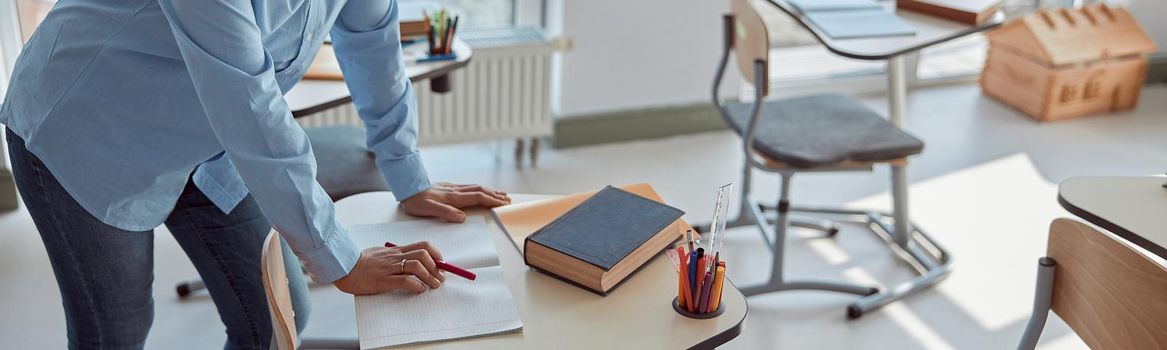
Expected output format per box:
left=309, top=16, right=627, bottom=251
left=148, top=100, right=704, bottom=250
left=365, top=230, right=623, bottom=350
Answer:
left=443, top=17, right=455, bottom=55
left=710, top=265, right=727, bottom=311
left=678, top=251, right=691, bottom=310
left=687, top=251, right=698, bottom=310
left=699, top=270, right=715, bottom=313
left=423, top=11, right=433, bottom=54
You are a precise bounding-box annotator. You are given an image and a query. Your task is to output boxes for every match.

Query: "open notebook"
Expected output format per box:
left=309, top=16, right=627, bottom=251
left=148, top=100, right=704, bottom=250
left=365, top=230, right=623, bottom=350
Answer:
left=347, top=217, right=523, bottom=349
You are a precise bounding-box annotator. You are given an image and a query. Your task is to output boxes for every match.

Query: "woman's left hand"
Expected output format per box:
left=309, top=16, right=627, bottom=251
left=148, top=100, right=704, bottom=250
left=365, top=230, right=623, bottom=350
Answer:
left=400, top=182, right=512, bottom=223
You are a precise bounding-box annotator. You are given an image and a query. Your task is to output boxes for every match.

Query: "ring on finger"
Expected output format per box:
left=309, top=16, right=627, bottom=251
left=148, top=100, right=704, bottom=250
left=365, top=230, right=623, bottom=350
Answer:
left=399, top=259, right=409, bottom=274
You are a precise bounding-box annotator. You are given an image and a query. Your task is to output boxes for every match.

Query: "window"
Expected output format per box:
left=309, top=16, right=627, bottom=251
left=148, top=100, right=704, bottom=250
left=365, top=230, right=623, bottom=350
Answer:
left=402, top=0, right=517, bottom=30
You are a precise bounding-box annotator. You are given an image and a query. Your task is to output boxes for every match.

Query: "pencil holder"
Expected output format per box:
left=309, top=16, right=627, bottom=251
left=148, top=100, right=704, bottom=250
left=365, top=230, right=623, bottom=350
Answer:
left=672, top=297, right=724, bottom=319
left=423, top=8, right=459, bottom=57
left=672, top=245, right=727, bottom=320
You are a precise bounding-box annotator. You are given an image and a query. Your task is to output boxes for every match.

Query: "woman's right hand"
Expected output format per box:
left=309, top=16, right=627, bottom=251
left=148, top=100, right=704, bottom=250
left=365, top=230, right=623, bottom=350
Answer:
left=334, top=241, right=446, bottom=295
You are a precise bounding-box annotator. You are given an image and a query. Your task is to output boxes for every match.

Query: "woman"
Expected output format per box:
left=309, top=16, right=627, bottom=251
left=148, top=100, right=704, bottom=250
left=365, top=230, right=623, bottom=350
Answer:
left=0, top=0, right=510, bottom=348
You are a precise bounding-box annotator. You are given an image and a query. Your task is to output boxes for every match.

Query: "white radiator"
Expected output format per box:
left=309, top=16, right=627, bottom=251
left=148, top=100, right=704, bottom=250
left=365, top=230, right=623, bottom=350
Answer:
left=296, top=27, right=554, bottom=146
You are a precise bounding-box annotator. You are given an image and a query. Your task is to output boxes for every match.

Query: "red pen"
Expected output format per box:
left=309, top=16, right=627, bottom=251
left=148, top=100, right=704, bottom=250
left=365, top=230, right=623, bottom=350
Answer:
left=384, top=242, right=476, bottom=281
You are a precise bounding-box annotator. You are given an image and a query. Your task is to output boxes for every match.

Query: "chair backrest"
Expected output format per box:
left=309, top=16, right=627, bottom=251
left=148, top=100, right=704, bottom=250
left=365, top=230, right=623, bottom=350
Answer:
left=728, top=0, right=770, bottom=97
left=261, top=231, right=298, bottom=350
left=1046, top=218, right=1167, bottom=349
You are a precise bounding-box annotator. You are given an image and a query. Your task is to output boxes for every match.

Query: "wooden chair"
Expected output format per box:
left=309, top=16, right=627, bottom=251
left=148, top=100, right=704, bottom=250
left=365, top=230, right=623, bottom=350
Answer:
left=262, top=231, right=300, bottom=350
left=710, top=0, right=953, bottom=319
left=262, top=231, right=358, bottom=350
left=1017, top=218, right=1167, bottom=350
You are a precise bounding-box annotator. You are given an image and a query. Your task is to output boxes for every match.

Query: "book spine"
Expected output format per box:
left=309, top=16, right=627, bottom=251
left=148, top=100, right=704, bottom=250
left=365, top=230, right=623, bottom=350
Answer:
left=528, top=265, right=609, bottom=296
left=896, top=0, right=978, bottom=25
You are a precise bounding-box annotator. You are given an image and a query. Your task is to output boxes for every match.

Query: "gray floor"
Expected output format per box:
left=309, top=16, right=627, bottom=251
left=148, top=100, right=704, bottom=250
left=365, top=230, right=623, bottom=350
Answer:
left=4, top=83, right=1165, bottom=349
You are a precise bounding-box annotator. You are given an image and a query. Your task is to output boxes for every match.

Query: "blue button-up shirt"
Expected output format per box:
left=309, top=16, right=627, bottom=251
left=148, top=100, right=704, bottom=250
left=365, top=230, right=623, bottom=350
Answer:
left=0, top=0, right=431, bottom=283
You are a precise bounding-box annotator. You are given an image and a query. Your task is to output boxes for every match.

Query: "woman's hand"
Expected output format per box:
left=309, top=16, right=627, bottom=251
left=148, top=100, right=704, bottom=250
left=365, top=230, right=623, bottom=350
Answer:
left=334, top=241, right=446, bottom=295
left=400, top=182, right=512, bottom=223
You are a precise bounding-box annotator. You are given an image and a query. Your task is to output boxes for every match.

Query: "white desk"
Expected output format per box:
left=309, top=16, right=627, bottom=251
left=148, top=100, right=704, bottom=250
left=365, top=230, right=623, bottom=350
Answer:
left=1058, top=176, right=1167, bottom=259
left=765, top=1, right=1005, bottom=60
left=332, top=192, right=747, bottom=350
left=286, top=39, right=472, bottom=117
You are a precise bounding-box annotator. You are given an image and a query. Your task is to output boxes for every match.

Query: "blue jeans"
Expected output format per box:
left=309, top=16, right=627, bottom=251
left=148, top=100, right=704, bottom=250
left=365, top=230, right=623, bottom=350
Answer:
left=7, top=129, right=311, bottom=350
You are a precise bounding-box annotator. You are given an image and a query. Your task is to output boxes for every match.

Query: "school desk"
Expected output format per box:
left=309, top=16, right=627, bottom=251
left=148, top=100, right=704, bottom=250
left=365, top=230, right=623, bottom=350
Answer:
left=316, top=191, right=748, bottom=350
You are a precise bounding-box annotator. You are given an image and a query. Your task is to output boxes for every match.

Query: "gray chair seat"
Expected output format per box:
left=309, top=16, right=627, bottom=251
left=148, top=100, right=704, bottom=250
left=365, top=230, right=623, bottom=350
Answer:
left=304, top=125, right=388, bottom=201
left=724, top=94, right=924, bottom=168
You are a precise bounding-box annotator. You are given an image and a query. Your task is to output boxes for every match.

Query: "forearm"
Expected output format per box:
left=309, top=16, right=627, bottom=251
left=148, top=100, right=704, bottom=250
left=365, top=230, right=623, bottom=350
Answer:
left=332, top=0, right=432, bottom=201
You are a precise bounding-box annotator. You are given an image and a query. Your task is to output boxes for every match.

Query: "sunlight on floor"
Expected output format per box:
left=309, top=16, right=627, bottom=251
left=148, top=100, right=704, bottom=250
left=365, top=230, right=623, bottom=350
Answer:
left=720, top=153, right=1087, bottom=349
left=848, top=153, right=1063, bottom=332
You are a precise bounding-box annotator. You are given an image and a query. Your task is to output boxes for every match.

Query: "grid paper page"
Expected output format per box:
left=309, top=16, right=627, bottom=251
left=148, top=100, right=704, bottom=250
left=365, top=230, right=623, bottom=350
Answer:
left=348, top=217, right=499, bottom=269
left=355, top=266, right=523, bottom=349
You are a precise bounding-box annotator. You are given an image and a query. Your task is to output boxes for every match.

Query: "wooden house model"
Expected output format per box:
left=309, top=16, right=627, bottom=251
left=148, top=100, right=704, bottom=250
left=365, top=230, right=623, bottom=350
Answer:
left=980, top=4, right=1157, bottom=121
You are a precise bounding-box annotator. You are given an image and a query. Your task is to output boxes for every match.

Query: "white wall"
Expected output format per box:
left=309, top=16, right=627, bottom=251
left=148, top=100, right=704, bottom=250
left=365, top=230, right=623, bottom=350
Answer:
left=1128, top=0, right=1166, bottom=54
left=552, top=0, right=1163, bottom=118
left=555, top=0, right=740, bottom=117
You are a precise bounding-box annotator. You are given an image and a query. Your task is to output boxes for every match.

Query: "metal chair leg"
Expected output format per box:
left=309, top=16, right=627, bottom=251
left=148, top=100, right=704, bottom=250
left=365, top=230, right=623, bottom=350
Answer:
left=176, top=279, right=206, bottom=298
left=702, top=210, right=840, bottom=238
left=696, top=162, right=956, bottom=318
left=847, top=164, right=954, bottom=318
left=738, top=172, right=879, bottom=298
left=1017, top=258, right=1056, bottom=350
left=778, top=203, right=955, bottom=318
left=765, top=212, right=841, bottom=237
left=696, top=162, right=839, bottom=237
left=529, top=138, right=540, bottom=168
left=514, top=138, right=525, bottom=169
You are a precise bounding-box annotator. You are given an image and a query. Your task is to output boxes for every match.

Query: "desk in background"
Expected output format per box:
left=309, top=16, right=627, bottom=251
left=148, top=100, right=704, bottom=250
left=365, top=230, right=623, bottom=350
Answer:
left=1058, top=176, right=1167, bottom=259
left=331, top=192, right=748, bottom=350
left=286, top=39, right=472, bottom=118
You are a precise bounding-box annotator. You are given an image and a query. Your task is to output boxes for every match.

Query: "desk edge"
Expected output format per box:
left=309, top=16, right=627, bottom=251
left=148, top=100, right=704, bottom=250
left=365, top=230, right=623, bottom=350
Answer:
left=761, top=0, right=1005, bottom=60
left=291, top=56, right=473, bottom=118
left=1057, top=193, right=1167, bottom=259
left=689, top=280, right=748, bottom=350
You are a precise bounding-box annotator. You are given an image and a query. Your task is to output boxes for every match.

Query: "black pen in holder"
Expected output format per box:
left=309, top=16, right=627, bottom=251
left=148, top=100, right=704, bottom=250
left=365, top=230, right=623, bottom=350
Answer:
left=676, top=184, right=734, bottom=320
left=672, top=241, right=728, bottom=320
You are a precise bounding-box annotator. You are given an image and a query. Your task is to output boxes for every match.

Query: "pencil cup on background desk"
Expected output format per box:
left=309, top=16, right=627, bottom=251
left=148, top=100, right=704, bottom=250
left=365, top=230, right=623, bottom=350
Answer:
left=420, top=8, right=458, bottom=62
left=673, top=183, right=734, bottom=319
